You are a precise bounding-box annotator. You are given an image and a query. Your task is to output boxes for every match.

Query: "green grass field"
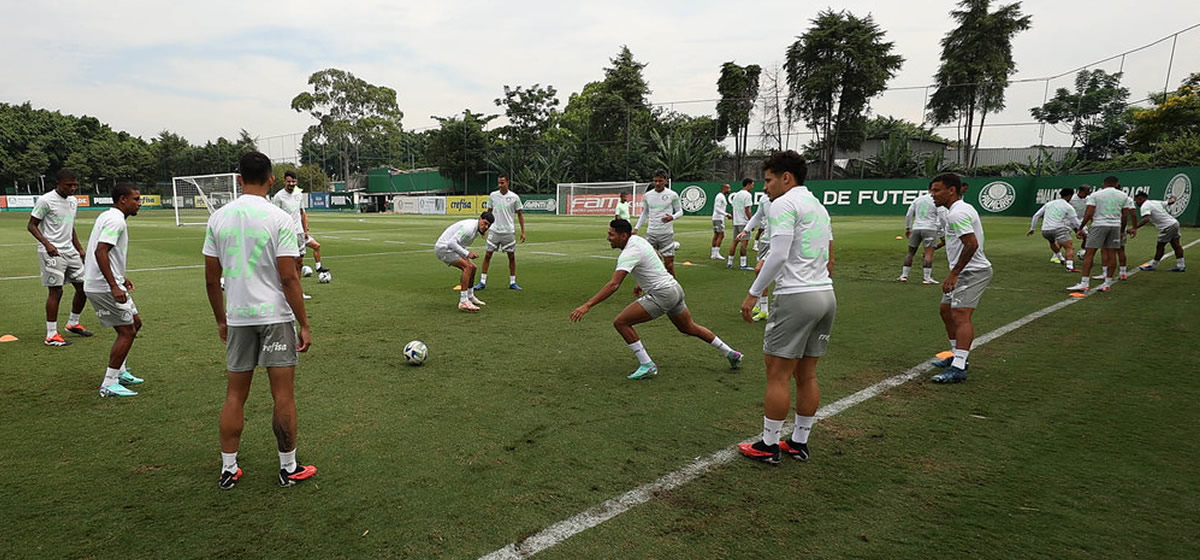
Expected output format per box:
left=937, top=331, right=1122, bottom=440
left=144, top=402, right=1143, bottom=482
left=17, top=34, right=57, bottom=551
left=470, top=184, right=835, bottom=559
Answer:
left=1, top=209, right=1197, bottom=560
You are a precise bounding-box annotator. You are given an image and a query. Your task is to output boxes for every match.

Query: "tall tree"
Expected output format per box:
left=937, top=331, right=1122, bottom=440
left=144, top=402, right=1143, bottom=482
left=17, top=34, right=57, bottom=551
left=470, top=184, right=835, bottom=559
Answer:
left=1030, top=69, right=1130, bottom=160
left=1127, top=72, right=1200, bottom=153
left=560, top=46, right=657, bottom=181
left=494, top=84, right=560, bottom=147
left=425, top=110, right=497, bottom=191
left=786, top=10, right=904, bottom=179
left=927, top=0, right=1032, bottom=171
left=291, top=68, right=404, bottom=181
left=758, top=63, right=794, bottom=152
left=716, top=62, right=762, bottom=177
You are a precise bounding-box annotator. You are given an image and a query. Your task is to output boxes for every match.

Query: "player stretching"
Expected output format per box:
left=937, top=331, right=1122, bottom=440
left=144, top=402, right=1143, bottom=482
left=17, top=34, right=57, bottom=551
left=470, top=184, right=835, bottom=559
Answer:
left=570, top=218, right=742, bottom=380
left=737, top=151, right=835, bottom=464
left=435, top=212, right=494, bottom=312
left=83, top=184, right=145, bottom=397
left=928, top=173, right=992, bottom=383
left=633, top=170, right=683, bottom=276
left=726, top=178, right=755, bottom=270
left=203, top=152, right=316, bottom=490
left=272, top=171, right=314, bottom=299
left=710, top=183, right=732, bottom=260
left=735, top=195, right=773, bottom=321
left=1069, top=176, right=1129, bottom=293
left=1068, top=185, right=1092, bottom=259
left=27, top=169, right=93, bottom=346
left=1131, top=192, right=1186, bottom=272
left=898, top=187, right=947, bottom=284
left=1027, top=188, right=1081, bottom=272
left=475, top=173, right=526, bottom=291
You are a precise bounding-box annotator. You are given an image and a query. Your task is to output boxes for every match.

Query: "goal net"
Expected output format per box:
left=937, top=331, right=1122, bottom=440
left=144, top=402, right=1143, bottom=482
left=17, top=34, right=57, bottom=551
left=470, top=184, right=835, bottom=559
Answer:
left=555, top=182, right=654, bottom=216
left=171, top=173, right=240, bottom=226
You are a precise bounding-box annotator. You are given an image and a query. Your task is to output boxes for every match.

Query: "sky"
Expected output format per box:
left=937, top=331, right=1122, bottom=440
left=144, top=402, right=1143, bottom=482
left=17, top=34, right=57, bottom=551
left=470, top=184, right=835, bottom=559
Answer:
left=3, top=0, right=1199, bottom=162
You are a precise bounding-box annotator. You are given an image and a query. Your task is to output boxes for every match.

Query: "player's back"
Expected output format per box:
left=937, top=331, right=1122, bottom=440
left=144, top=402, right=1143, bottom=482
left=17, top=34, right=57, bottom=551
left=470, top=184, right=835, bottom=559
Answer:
left=203, top=195, right=299, bottom=326
left=910, top=194, right=939, bottom=230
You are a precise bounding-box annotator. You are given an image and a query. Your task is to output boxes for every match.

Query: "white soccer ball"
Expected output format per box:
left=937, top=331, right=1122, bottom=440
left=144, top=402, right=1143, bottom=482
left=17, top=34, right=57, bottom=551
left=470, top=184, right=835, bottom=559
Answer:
left=317, top=271, right=332, bottom=283
left=301, top=265, right=314, bottom=277
left=403, top=340, right=427, bottom=365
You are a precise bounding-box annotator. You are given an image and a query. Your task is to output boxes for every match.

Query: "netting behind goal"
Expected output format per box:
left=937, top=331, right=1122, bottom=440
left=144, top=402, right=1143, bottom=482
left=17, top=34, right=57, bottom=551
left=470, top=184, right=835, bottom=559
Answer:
left=555, top=182, right=651, bottom=216
left=171, top=173, right=240, bottom=226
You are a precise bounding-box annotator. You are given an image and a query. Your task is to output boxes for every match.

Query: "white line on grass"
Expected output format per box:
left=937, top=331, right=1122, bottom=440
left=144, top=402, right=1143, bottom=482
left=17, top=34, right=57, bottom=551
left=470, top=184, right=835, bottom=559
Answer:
left=478, top=237, right=1198, bottom=560
left=530, top=251, right=568, bottom=256
left=351, top=237, right=372, bottom=241
left=588, top=255, right=617, bottom=260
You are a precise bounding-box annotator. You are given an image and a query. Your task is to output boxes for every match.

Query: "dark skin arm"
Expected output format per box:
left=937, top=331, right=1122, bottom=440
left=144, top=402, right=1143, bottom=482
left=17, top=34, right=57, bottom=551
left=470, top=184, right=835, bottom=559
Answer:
left=278, top=256, right=311, bottom=352
left=94, top=242, right=133, bottom=303
left=942, top=233, right=979, bottom=293
left=204, top=256, right=227, bottom=343
left=27, top=216, right=59, bottom=256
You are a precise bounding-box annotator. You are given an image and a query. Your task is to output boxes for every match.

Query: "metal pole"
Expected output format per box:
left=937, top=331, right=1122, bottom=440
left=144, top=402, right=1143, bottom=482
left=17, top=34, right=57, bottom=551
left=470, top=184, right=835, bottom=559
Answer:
left=1163, top=34, right=1178, bottom=97
left=1037, top=78, right=1050, bottom=169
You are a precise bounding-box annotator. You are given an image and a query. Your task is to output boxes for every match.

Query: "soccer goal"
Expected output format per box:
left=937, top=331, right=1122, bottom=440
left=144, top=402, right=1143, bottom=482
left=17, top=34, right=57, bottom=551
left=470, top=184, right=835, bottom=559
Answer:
left=171, top=173, right=240, bottom=226
left=555, top=181, right=654, bottom=216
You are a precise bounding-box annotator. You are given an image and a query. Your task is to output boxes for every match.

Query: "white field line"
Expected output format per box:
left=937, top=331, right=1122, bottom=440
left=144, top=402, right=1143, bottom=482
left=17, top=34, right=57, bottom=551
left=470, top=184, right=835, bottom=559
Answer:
left=589, top=255, right=617, bottom=260
left=530, top=251, right=568, bottom=256
left=479, top=236, right=1199, bottom=560
left=350, top=237, right=372, bottom=241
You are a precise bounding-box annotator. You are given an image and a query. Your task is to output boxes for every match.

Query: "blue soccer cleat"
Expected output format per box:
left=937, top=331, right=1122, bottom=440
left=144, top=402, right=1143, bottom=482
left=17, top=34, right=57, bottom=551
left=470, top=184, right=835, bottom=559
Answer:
left=627, top=362, right=658, bottom=380
left=473, top=282, right=486, bottom=290
left=931, top=365, right=968, bottom=383
left=509, top=283, right=523, bottom=290
left=99, top=383, right=138, bottom=397
left=118, top=371, right=144, bottom=386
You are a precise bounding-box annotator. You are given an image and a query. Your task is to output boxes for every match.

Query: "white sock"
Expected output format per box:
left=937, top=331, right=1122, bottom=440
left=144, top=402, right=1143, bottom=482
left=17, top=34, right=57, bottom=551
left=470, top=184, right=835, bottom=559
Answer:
left=68, top=312, right=81, bottom=325
left=102, top=367, right=121, bottom=387
left=1079, top=275, right=1089, bottom=285
left=952, top=348, right=969, bottom=369
left=711, top=247, right=719, bottom=257
left=315, top=261, right=322, bottom=269
left=1178, top=258, right=1186, bottom=267
left=479, top=273, right=488, bottom=285
left=709, top=336, right=733, bottom=355
left=758, top=296, right=768, bottom=313
left=459, top=290, right=469, bottom=303
left=1054, top=252, right=1062, bottom=260
left=792, top=414, right=815, bottom=444
left=762, top=416, right=784, bottom=446
left=1150, top=259, right=1160, bottom=266
left=740, top=256, right=747, bottom=267
left=948, top=339, right=956, bottom=353
left=901, top=265, right=910, bottom=278
left=279, top=448, right=297, bottom=472
left=1101, top=266, right=1108, bottom=276
left=726, top=256, right=733, bottom=265
left=628, top=341, right=652, bottom=364
left=221, top=452, right=238, bottom=473
left=923, top=267, right=932, bottom=281
left=120, top=360, right=127, bottom=373
left=46, top=321, right=57, bottom=338
left=1066, top=260, right=1074, bottom=269
left=509, top=275, right=516, bottom=285
left=1120, top=266, right=1127, bottom=275
left=467, top=288, right=475, bottom=298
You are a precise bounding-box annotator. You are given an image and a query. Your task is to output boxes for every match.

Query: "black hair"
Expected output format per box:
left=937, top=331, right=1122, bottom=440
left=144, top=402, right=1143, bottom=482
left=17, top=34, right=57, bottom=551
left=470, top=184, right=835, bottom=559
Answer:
left=112, top=183, right=139, bottom=203
left=653, top=169, right=668, bottom=179
left=1078, top=184, right=1092, bottom=193
left=1059, top=188, right=1074, bottom=198
left=498, top=172, right=509, bottom=181
left=932, top=172, right=964, bottom=192
left=742, top=177, right=754, bottom=187
left=284, top=170, right=298, bottom=180
left=1134, top=191, right=1149, bottom=199
left=480, top=211, right=495, bottom=223
left=239, top=151, right=273, bottom=185
left=56, top=169, right=77, bottom=183
left=761, top=151, right=808, bottom=184
left=610, top=218, right=632, bottom=234
left=1102, top=176, right=1120, bottom=187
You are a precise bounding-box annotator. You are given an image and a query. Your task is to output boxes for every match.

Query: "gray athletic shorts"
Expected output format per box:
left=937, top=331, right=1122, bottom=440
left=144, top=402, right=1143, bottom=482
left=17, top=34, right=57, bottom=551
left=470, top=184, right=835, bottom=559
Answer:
left=1158, top=223, right=1181, bottom=244
left=1042, top=228, right=1073, bottom=244
left=764, top=290, right=837, bottom=358
left=712, top=219, right=725, bottom=233
left=940, top=267, right=993, bottom=309
left=756, top=240, right=770, bottom=264
left=226, top=322, right=299, bottom=372
left=486, top=231, right=517, bottom=253
left=86, top=290, right=139, bottom=328
left=296, top=233, right=308, bottom=257
left=39, top=248, right=85, bottom=287
left=1086, top=226, right=1121, bottom=249
left=434, top=246, right=464, bottom=266
left=637, top=283, right=687, bottom=319
left=908, top=229, right=940, bottom=249
left=732, top=224, right=747, bottom=240
left=645, top=231, right=676, bottom=257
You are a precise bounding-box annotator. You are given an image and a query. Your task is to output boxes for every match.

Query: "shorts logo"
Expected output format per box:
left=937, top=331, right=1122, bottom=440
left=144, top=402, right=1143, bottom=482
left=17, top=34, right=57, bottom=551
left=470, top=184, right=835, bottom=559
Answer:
left=1165, top=173, right=1192, bottom=218
left=262, top=342, right=289, bottom=353
left=978, top=181, right=1016, bottom=213
left=818, top=334, right=831, bottom=341
left=47, top=275, right=59, bottom=284
left=680, top=186, right=707, bottom=213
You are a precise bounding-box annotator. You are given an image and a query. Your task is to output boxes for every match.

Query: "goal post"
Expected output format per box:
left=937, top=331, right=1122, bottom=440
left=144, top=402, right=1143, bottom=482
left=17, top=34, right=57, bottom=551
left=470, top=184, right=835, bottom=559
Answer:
left=171, top=173, right=240, bottom=226
left=555, top=181, right=652, bottom=216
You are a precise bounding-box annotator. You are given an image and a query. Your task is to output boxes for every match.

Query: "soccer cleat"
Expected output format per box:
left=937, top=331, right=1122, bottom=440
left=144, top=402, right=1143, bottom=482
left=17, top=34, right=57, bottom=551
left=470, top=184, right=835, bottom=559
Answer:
left=930, top=355, right=954, bottom=368
left=509, top=283, right=522, bottom=291
left=44, top=333, right=72, bottom=347
left=458, top=301, right=480, bottom=312
left=1065, top=281, right=1090, bottom=292
left=752, top=311, right=769, bottom=322
left=1098, top=283, right=1111, bottom=292
left=727, top=351, right=743, bottom=370
left=1091, top=273, right=1107, bottom=280
left=473, top=282, right=486, bottom=290
left=278, top=464, right=317, bottom=487
left=751, top=305, right=760, bottom=314
left=99, top=383, right=137, bottom=397
left=922, top=278, right=938, bottom=285
left=218, top=468, right=243, bottom=490
left=1050, top=256, right=1062, bottom=264
left=738, top=441, right=780, bottom=465
left=1066, top=268, right=1081, bottom=273
left=1119, top=273, right=1128, bottom=281
left=1168, top=266, right=1186, bottom=272
left=710, top=254, right=724, bottom=260
left=469, top=295, right=486, bottom=306
left=302, top=294, right=312, bottom=300
left=65, top=323, right=94, bottom=337
left=896, top=276, right=908, bottom=282
left=779, top=439, right=809, bottom=461
left=726, top=262, right=733, bottom=269
left=627, top=362, right=658, bottom=380
left=118, top=371, right=144, bottom=386
left=1138, top=263, right=1157, bottom=271
left=315, top=266, right=330, bottom=273
left=931, top=366, right=968, bottom=383
left=740, top=265, right=755, bottom=271
left=670, top=241, right=681, bottom=251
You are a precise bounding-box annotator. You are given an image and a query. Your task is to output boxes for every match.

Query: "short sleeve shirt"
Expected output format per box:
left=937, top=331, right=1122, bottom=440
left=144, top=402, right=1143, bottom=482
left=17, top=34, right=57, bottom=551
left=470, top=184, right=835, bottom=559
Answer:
left=730, top=190, right=753, bottom=225
left=271, top=188, right=305, bottom=235
left=1087, top=188, right=1132, bottom=228
left=615, top=201, right=631, bottom=221
left=202, top=195, right=301, bottom=326
left=31, top=191, right=79, bottom=252
left=945, top=200, right=991, bottom=272
left=487, top=191, right=523, bottom=234
left=82, top=208, right=130, bottom=292
left=1038, top=199, right=1079, bottom=231
left=1140, top=200, right=1178, bottom=230
left=616, top=235, right=679, bottom=293
left=909, top=194, right=940, bottom=230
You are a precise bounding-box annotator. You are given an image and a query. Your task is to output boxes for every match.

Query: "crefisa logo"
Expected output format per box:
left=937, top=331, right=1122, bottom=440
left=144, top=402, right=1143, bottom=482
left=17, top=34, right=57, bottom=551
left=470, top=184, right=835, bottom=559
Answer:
left=978, top=181, right=1017, bottom=213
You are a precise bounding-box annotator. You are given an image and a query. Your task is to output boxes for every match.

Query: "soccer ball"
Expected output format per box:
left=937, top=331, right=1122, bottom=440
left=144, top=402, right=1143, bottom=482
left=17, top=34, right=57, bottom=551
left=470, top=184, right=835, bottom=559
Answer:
left=318, top=271, right=332, bottom=283
left=403, top=340, right=427, bottom=365
left=301, top=265, right=313, bottom=277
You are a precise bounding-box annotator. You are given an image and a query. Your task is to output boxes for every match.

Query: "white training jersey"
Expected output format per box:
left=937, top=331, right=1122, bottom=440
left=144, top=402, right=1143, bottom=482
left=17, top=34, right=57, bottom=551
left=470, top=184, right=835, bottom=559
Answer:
left=1031, top=199, right=1081, bottom=231
left=30, top=191, right=79, bottom=252
left=435, top=218, right=482, bottom=256
left=635, top=188, right=682, bottom=234
left=1069, top=195, right=1089, bottom=219
left=729, top=189, right=754, bottom=225
left=906, top=193, right=941, bottom=231
left=756, top=186, right=834, bottom=295
left=271, top=188, right=305, bottom=235
left=744, top=198, right=772, bottom=237
left=486, top=190, right=523, bottom=234
left=1087, top=188, right=1133, bottom=228
left=616, top=235, right=679, bottom=293
left=202, top=195, right=301, bottom=327
left=1140, top=200, right=1178, bottom=230
left=615, top=201, right=631, bottom=221
left=944, top=199, right=991, bottom=272
left=711, top=191, right=728, bottom=220
left=82, top=208, right=131, bottom=292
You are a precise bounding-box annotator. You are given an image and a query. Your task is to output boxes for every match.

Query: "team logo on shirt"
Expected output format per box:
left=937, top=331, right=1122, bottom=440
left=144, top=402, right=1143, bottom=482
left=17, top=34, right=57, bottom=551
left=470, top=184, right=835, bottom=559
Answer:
left=1165, top=173, right=1192, bottom=218
left=978, top=181, right=1016, bottom=213
left=679, top=186, right=707, bottom=213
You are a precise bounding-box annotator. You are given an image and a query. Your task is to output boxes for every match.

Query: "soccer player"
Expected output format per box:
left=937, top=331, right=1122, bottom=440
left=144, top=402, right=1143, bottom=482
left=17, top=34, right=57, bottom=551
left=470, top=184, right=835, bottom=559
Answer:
left=435, top=212, right=494, bottom=311
left=710, top=183, right=732, bottom=259
left=82, top=184, right=146, bottom=397
left=898, top=186, right=947, bottom=284
left=203, top=151, right=316, bottom=491
left=1027, top=188, right=1081, bottom=272
left=928, top=173, right=992, bottom=384
left=1131, top=192, right=1186, bottom=272
left=1069, top=176, right=1130, bottom=293
left=614, top=192, right=631, bottom=221
left=737, top=151, right=834, bottom=464
left=1069, top=185, right=1092, bottom=259
left=474, top=173, right=526, bottom=290
left=272, top=171, right=313, bottom=299
left=633, top=170, right=683, bottom=276
left=726, top=178, right=755, bottom=270
left=570, top=218, right=742, bottom=380
left=27, top=169, right=93, bottom=346
left=736, top=195, right=773, bottom=321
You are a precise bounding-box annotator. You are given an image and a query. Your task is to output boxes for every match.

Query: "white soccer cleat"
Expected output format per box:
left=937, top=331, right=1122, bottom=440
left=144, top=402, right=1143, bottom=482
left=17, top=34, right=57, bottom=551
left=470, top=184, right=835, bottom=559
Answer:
left=922, top=278, right=938, bottom=285
left=458, top=301, right=480, bottom=312
left=468, top=295, right=486, bottom=306
left=1065, top=281, right=1089, bottom=292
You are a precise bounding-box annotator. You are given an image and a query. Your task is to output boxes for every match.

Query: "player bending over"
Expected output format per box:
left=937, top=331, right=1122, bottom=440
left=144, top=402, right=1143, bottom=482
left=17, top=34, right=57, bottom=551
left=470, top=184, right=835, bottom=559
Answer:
left=434, top=212, right=494, bottom=312
left=1027, top=188, right=1081, bottom=272
left=1130, top=192, right=1186, bottom=272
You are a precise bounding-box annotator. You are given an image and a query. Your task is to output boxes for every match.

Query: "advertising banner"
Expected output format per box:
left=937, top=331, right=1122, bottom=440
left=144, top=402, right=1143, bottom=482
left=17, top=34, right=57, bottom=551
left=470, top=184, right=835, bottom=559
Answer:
left=138, top=194, right=162, bottom=208
left=395, top=197, right=420, bottom=214
left=75, top=194, right=91, bottom=207
left=5, top=195, right=38, bottom=208
left=329, top=194, right=354, bottom=208
left=418, top=196, right=446, bottom=215
left=309, top=192, right=329, bottom=210
left=520, top=194, right=557, bottom=214
left=444, top=195, right=486, bottom=215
